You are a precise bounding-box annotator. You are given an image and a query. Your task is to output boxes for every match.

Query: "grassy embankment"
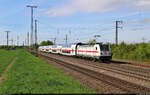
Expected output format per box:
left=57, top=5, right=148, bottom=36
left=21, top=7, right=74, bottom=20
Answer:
left=0, top=50, right=18, bottom=76
left=111, top=42, right=150, bottom=63
left=0, top=50, right=94, bottom=94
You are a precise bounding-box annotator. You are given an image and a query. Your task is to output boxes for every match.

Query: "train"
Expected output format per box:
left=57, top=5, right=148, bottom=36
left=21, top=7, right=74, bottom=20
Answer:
left=38, top=43, right=112, bottom=61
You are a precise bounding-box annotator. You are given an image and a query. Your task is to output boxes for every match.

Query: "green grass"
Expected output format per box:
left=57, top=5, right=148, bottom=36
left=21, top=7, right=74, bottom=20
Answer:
left=0, top=50, right=18, bottom=76
left=0, top=50, right=95, bottom=94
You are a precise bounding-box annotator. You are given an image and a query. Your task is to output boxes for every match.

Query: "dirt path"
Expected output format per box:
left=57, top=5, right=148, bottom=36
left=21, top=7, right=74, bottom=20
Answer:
left=0, top=57, right=18, bottom=85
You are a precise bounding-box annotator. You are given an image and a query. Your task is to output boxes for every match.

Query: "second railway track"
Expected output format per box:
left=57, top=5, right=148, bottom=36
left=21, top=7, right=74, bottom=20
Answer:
left=40, top=51, right=150, bottom=81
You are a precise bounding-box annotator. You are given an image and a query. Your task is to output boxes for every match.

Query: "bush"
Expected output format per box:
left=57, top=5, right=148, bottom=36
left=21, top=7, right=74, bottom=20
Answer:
left=110, top=42, right=150, bottom=62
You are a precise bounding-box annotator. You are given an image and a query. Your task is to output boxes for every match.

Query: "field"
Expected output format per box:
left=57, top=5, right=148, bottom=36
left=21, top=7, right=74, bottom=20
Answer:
left=0, top=50, right=18, bottom=76
left=0, top=50, right=94, bottom=94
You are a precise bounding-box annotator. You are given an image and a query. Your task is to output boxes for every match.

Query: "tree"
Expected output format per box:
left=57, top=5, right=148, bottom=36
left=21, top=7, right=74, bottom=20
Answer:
left=88, top=39, right=97, bottom=45
left=40, top=40, right=54, bottom=46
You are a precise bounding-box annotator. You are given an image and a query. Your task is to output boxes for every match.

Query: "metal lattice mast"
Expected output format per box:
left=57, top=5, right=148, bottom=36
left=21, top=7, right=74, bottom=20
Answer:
left=26, top=5, right=37, bottom=47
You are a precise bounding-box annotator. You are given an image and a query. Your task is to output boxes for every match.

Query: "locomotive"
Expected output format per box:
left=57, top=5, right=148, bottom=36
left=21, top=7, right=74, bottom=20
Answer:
left=39, top=43, right=112, bottom=61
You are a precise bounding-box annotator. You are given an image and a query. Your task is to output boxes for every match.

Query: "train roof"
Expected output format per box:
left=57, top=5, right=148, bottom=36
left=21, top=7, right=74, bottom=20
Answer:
left=60, top=43, right=76, bottom=48
left=39, top=42, right=109, bottom=48
left=76, top=42, right=104, bottom=45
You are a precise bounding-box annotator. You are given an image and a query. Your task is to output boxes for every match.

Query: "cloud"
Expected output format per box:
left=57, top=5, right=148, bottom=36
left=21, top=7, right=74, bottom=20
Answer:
left=44, top=0, right=127, bottom=17
left=136, top=0, right=150, bottom=7
left=124, top=17, right=150, bottom=25
left=44, top=0, right=150, bottom=17
left=139, top=18, right=150, bottom=24
left=136, top=0, right=150, bottom=11
left=124, top=20, right=138, bottom=25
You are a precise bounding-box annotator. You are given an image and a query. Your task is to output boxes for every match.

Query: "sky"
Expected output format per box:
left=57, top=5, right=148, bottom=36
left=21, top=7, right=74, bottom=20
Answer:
left=0, top=0, right=150, bottom=45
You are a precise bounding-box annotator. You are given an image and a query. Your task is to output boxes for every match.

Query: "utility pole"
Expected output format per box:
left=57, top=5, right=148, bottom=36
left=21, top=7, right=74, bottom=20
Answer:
left=54, top=38, right=56, bottom=45
left=116, top=21, right=123, bottom=45
left=5, top=31, right=10, bottom=49
left=25, top=38, right=27, bottom=46
left=35, top=19, right=38, bottom=49
left=69, top=29, right=71, bottom=35
left=17, top=36, right=19, bottom=46
left=57, top=28, right=59, bottom=35
left=65, top=34, right=68, bottom=45
left=50, top=38, right=56, bottom=45
left=23, top=41, right=24, bottom=47
left=11, top=39, right=15, bottom=48
left=142, top=37, right=146, bottom=43
left=35, top=20, right=37, bottom=47
left=26, top=5, right=37, bottom=47
left=9, top=39, right=13, bottom=47
left=27, top=32, right=29, bottom=47
left=11, top=39, right=13, bottom=47
left=55, top=28, right=60, bottom=45
left=35, top=19, right=38, bottom=56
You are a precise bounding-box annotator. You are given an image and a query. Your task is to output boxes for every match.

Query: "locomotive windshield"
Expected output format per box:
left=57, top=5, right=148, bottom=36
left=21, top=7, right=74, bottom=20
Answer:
left=100, top=45, right=109, bottom=51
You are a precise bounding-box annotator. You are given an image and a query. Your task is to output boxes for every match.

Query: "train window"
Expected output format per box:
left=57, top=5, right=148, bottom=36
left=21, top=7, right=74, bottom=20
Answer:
left=96, top=47, right=97, bottom=50
left=100, top=45, right=109, bottom=51
left=62, top=50, right=71, bottom=54
left=52, top=50, right=56, bottom=52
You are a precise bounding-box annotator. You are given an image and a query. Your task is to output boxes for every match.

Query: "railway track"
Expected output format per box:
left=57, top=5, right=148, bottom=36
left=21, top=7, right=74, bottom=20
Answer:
left=104, top=62, right=150, bottom=75
left=74, top=61, right=150, bottom=82
left=40, top=52, right=150, bottom=88
left=40, top=51, right=150, bottom=75
left=73, top=56, right=150, bottom=75
left=111, top=60, right=150, bottom=68
left=30, top=50, right=150, bottom=93
left=40, top=52, right=150, bottom=81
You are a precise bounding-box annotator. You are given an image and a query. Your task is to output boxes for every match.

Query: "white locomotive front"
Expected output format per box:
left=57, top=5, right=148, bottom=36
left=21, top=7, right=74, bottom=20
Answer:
left=75, top=43, right=112, bottom=61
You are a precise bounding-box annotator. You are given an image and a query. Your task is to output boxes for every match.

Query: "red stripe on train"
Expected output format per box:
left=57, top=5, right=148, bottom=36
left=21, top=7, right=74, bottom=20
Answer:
left=40, top=48, right=99, bottom=53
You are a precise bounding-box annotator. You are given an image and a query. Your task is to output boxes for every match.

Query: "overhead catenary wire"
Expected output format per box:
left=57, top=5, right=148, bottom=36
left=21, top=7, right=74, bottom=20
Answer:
left=38, top=9, right=149, bottom=44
